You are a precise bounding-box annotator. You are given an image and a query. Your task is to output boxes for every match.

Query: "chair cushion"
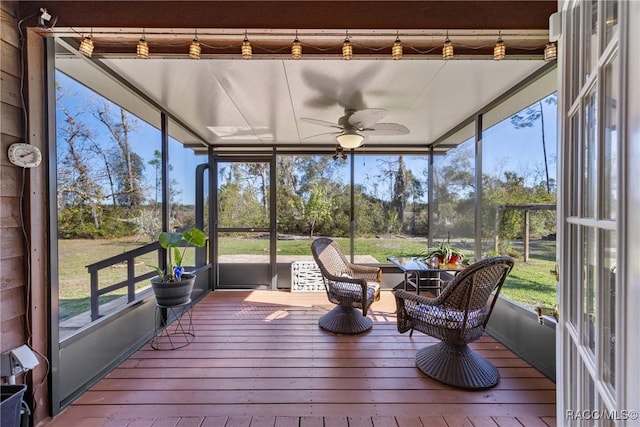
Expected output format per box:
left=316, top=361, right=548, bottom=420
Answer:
left=411, top=304, right=486, bottom=330
left=329, top=275, right=380, bottom=308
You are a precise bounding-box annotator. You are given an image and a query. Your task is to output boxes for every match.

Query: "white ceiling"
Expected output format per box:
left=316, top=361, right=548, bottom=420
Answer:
left=57, top=43, right=554, bottom=154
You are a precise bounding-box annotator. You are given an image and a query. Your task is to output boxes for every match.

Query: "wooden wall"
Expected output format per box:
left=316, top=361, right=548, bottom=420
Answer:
left=1, top=0, right=27, bottom=354
left=1, top=2, right=50, bottom=424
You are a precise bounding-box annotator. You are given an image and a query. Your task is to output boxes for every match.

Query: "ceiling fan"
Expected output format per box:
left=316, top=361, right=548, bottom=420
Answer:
left=301, top=108, right=409, bottom=149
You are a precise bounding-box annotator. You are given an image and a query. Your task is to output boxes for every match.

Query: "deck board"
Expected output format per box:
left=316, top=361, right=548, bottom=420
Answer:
left=45, top=290, right=556, bottom=426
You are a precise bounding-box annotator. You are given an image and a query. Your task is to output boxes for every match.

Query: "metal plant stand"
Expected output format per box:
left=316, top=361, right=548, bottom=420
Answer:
left=151, top=300, right=194, bottom=350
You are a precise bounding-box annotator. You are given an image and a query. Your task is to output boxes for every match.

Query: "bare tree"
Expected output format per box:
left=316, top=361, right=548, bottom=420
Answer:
left=58, top=108, right=103, bottom=228
left=94, top=102, right=145, bottom=206
left=510, top=94, right=557, bottom=193
left=242, top=162, right=270, bottom=212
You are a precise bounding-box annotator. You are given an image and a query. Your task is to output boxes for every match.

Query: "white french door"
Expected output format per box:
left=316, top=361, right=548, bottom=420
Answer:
left=558, top=0, right=639, bottom=425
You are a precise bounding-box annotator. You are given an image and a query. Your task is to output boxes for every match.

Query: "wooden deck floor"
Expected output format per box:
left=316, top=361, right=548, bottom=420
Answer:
left=45, top=290, right=556, bottom=427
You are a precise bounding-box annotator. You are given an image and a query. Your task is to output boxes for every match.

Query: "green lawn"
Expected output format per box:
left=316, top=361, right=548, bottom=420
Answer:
left=58, top=236, right=557, bottom=321
left=58, top=238, right=157, bottom=321
left=268, top=237, right=557, bottom=309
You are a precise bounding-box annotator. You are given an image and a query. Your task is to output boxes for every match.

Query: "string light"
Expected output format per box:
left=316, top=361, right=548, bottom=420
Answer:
left=442, top=33, right=453, bottom=60
left=78, top=33, right=94, bottom=58
left=136, top=31, right=149, bottom=59
left=544, top=42, right=557, bottom=61
left=189, top=31, right=201, bottom=60
left=342, top=31, right=353, bottom=60
left=73, top=30, right=551, bottom=61
left=493, top=32, right=505, bottom=61
left=291, top=31, right=302, bottom=60
left=242, top=31, right=252, bottom=59
left=392, top=33, right=403, bottom=60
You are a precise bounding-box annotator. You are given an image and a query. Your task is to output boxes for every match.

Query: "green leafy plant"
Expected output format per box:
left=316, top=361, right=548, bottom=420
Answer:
left=424, top=235, right=465, bottom=265
left=154, top=227, right=206, bottom=282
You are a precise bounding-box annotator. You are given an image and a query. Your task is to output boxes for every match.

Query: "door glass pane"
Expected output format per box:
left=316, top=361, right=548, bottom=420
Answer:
left=275, top=154, right=349, bottom=289
left=583, top=226, right=596, bottom=354
left=602, top=229, right=616, bottom=390
left=603, top=0, right=619, bottom=50
left=569, top=113, right=580, bottom=216
left=569, top=344, right=578, bottom=415
left=603, top=56, right=619, bottom=220
left=217, top=230, right=270, bottom=288
left=570, top=7, right=581, bottom=103
left=569, top=224, right=579, bottom=326
left=584, top=362, right=596, bottom=415
left=353, top=154, right=429, bottom=262
left=216, top=160, right=271, bottom=289
left=583, top=88, right=598, bottom=218
left=276, top=154, right=348, bottom=239
left=217, top=162, right=269, bottom=228
left=584, top=0, right=598, bottom=83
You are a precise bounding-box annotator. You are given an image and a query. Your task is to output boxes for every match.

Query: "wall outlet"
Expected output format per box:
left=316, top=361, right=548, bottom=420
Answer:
left=0, top=345, right=40, bottom=378
left=10, top=345, right=39, bottom=370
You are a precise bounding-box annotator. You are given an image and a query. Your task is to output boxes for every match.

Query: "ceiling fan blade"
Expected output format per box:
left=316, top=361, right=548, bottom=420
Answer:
left=300, top=117, right=342, bottom=129
left=348, top=108, right=387, bottom=129
left=361, top=123, right=410, bottom=135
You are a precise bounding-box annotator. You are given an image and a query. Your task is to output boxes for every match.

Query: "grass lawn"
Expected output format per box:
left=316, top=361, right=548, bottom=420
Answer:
left=58, top=236, right=557, bottom=321
left=58, top=238, right=156, bottom=321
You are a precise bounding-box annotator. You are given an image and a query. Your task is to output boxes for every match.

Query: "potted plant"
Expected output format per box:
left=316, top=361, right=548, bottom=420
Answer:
left=424, top=236, right=465, bottom=267
left=151, top=227, right=206, bottom=306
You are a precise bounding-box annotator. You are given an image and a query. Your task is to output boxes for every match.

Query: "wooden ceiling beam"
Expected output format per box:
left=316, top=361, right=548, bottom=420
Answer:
left=19, top=1, right=556, bottom=31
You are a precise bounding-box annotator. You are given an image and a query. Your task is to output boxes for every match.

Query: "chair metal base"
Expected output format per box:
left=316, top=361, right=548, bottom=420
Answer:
left=415, top=342, right=500, bottom=389
left=319, top=305, right=373, bottom=335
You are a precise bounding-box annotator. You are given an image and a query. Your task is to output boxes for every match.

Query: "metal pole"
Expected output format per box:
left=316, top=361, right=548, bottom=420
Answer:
left=161, top=113, right=169, bottom=272
left=475, top=114, right=483, bottom=261
left=350, top=150, right=355, bottom=261
left=428, top=146, right=434, bottom=247
left=195, top=163, right=208, bottom=267
left=270, top=148, right=277, bottom=289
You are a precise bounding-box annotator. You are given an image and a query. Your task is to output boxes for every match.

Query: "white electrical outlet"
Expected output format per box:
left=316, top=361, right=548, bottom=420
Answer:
left=10, top=345, right=39, bottom=371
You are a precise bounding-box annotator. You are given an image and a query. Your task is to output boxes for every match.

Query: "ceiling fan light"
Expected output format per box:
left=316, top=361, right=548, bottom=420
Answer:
left=442, top=37, right=453, bottom=60
left=342, top=39, right=353, bottom=60
left=79, top=36, right=94, bottom=57
left=544, top=42, right=557, bottom=62
left=392, top=37, right=403, bottom=60
left=291, top=37, right=302, bottom=60
left=337, top=130, right=364, bottom=148
left=493, top=38, right=505, bottom=61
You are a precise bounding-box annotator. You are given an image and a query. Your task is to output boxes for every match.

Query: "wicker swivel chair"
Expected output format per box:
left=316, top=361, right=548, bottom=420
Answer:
left=393, top=256, right=514, bottom=389
left=311, top=237, right=381, bottom=334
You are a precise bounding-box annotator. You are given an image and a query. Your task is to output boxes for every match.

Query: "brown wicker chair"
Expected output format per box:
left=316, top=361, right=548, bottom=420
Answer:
left=311, top=237, right=381, bottom=334
left=393, top=256, right=514, bottom=389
